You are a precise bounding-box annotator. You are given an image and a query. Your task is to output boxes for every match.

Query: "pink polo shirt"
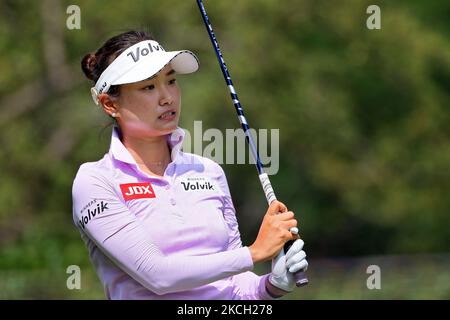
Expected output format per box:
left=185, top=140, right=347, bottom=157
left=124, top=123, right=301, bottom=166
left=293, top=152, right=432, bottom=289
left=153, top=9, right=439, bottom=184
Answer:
left=71, top=126, right=274, bottom=300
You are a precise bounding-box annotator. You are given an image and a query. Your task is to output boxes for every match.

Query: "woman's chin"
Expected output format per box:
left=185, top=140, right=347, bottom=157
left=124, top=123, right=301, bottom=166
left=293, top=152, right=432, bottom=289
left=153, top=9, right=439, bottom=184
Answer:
left=158, top=118, right=179, bottom=132
left=161, top=120, right=178, bottom=129
left=122, top=120, right=177, bottom=138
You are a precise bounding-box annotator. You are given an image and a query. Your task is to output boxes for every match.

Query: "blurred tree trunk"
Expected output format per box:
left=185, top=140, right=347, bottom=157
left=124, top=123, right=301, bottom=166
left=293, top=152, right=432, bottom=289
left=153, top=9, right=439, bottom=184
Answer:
left=0, top=0, right=79, bottom=127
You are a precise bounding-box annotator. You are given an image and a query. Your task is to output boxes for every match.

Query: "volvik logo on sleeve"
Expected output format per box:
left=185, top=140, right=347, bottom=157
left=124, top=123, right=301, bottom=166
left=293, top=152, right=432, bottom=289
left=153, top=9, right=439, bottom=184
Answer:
left=78, top=200, right=109, bottom=230
left=120, top=182, right=156, bottom=201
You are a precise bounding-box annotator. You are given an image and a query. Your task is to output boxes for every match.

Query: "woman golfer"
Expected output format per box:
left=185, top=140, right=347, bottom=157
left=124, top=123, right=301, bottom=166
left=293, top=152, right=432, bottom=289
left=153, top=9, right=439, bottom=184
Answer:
left=72, top=30, right=308, bottom=299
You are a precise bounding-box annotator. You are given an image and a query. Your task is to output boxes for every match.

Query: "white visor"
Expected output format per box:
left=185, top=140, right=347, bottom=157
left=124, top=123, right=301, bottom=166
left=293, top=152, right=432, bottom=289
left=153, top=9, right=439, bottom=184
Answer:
left=90, top=40, right=199, bottom=104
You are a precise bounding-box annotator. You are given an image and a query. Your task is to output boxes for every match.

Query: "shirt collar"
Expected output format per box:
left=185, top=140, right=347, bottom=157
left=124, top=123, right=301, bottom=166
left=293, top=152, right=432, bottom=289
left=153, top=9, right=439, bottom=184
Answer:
left=109, top=125, right=185, bottom=165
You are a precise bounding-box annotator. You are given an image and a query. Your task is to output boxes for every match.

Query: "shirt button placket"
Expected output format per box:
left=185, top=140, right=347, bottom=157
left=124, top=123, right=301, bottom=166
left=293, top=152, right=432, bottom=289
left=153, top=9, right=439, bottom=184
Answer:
left=166, top=181, right=183, bottom=223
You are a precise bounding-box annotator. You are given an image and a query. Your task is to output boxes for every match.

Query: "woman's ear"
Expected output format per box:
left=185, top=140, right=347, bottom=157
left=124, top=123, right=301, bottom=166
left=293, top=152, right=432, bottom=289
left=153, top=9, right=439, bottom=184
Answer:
left=98, top=93, right=119, bottom=118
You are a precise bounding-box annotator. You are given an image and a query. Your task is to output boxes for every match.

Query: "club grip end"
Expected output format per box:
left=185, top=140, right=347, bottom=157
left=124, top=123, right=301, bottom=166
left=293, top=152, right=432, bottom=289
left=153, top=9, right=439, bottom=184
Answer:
left=284, top=240, right=309, bottom=287
left=294, top=270, right=309, bottom=287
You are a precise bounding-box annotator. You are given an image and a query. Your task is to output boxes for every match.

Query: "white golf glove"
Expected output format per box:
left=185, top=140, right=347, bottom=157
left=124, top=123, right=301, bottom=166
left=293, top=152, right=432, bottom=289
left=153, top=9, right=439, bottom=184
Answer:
left=268, top=239, right=308, bottom=294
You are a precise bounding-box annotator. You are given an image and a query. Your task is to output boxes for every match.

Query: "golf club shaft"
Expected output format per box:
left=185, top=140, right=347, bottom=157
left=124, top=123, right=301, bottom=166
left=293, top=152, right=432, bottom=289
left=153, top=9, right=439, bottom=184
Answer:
left=196, top=0, right=308, bottom=287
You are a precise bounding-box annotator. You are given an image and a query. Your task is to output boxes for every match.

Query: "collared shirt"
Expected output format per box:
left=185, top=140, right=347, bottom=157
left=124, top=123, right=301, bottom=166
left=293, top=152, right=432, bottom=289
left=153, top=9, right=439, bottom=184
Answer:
left=71, top=126, right=274, bottom=299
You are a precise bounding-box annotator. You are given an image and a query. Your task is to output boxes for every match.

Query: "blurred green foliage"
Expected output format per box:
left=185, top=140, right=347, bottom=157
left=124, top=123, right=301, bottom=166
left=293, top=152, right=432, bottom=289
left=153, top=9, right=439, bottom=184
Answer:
left=0, top=0, right=448, bottom=299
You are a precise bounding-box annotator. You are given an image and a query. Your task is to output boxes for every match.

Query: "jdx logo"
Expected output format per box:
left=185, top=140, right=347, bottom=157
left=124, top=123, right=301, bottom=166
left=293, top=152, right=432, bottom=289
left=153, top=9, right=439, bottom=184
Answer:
left=78, top=201, right=109, bottom=229
left=126, top=42, right=165, bottom=63
left=120, top=182, right=156, bottom=201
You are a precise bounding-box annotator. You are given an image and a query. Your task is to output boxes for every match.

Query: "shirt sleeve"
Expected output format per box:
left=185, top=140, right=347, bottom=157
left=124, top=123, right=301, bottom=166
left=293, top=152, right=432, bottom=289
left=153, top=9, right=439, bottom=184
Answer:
left=72, top=167, right=254, bottom=296
left=213, top=164, right=278, bottom=300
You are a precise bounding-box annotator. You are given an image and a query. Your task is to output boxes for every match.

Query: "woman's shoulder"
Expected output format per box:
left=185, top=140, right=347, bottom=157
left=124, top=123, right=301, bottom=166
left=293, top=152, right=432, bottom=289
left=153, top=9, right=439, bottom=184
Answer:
left=72, top=154, right=113, bottom=186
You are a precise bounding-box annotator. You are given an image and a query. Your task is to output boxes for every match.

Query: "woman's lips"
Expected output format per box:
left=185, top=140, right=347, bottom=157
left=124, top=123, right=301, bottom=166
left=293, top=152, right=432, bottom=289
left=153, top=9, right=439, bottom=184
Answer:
left=158, top=110, right=177, bottom=121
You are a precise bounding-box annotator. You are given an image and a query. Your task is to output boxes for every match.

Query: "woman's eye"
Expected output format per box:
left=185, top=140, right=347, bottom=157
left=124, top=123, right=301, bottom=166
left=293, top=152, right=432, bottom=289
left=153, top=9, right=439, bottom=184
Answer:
left=145, top=84, right=155, bottom=90
left=169, top=79, right=177, bottom=85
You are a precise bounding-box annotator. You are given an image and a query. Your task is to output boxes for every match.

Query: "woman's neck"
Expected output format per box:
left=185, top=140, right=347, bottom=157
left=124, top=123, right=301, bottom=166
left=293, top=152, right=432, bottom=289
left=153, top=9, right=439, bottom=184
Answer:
left=122, top=134, right=171, bottom=177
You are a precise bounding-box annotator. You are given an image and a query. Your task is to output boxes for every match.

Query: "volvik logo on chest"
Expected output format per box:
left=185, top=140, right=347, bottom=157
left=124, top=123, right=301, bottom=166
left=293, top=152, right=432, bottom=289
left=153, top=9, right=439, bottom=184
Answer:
left=120, top=182, right=156, bottom=201
left=181, top=178, right=215, bottom=192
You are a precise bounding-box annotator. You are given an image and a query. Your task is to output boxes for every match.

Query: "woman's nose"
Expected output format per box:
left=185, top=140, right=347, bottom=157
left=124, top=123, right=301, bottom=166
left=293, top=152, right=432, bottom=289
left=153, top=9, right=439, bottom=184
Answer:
left=159, top=86, right=173, bottom=106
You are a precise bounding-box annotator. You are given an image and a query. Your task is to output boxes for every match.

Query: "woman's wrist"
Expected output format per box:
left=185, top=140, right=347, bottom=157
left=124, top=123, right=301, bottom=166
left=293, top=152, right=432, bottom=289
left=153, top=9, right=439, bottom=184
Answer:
left=265, top=276, right=290, bottom=299
left=248, top=245, right=263, bottom=264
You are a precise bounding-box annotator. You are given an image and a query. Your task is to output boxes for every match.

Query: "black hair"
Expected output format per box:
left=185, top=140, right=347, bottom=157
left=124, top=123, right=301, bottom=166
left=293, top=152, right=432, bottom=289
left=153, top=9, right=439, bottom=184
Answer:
left=81, top=30, right=154, bottom=96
